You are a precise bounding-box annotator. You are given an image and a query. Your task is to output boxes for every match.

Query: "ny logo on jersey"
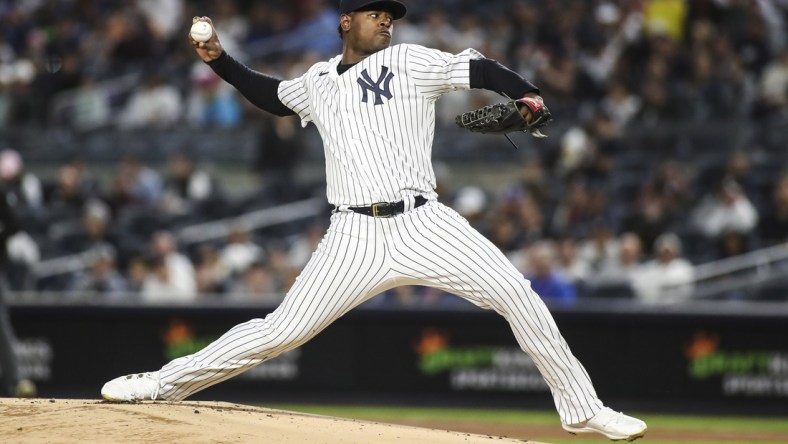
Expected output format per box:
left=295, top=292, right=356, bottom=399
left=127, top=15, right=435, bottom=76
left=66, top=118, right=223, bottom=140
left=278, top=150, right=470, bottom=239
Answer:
left=357, top=66, right=394, bottom=105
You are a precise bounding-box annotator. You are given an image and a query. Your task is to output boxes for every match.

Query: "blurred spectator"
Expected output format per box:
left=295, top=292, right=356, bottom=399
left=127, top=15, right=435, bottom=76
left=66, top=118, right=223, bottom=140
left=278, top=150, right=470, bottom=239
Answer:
left=69, top=244, right=129, bottom=301
left=288, top=0, right=341, bottom=57
left=5, top=229, right=39, bottom=290
left=104, top=9, right=156, bottom=67
left=246, top=3, right=280, bottom=45
left=632, top=47, right=679, bottom=126
left=580, top=2, right=643, bottom=90
left=551, top=179, right=608, bottom=238
left=253, top=114, right=302, bottom=196
left=194, top=244, right=225, bottom=295
left=730, top=1, right=776, bottom=76
left=715, top=230, right=750, bottom=260
left=554, top=237, right=590, bottom=283
left=54, top=198, right=119, bottom=255
left=159, top=151, right=216, bottom=217
left=246, top=3, right=295, bottom=48
left=556, top=125, right=593, bottom=179
left=595, top=232, right=643, bottom=284
left=117, top=71, right=183, bottom=129
left=211, top=0, right=249, bottom=58
left=601, top=81, right=642, bottom=133
left=411, top=9, right=459, bottom=52
left=494, top=168, right=549, bottom=249
left=249, top=0, right=339, bottom=58
left=524, top=242, right=576, bottom=304
left=691, top=178, right=758, bottom=238
left=141, top=231, right=196, bottom=303
left=509, top=159, right=552, bottom=207
left=141, top=255, right=195, bottom=303
left=577, top=113, right=618, bottom=186
left=620, top=184, right=673, bottom=256
left=217, top=227, right=264, bottom=281
left=0, top=149, right=43, bottom=215
left=631, top=233, right=694, bottom=304
left=126, top=254, right=149, bottom=294
left=266, top=240, right=299, bottom=292
left=66, top=78, right=112, bottom=131
left=109, top=154, right=163, bottom=211
left=186, top=63, right=242, bottom=128
left=537, top=50, right=580, bottom=101
left=42, top=162, right=96, bottom=224
left=757, top=174, right=788, bottom=246
left=681, top=35, right=747, bottom=121
left=228, top=259, right=281, bottom=304
left=758, top=48, right=788, bottom=114
left=31, top=54, right=81, bottom=124
left=453, top=14, right=485, bottom=56
left=514, top=195, right=546, bottom=246
left=136, top=0, right=183, bottom=40
left=489, top=216, right=523, bottom=254
left=0, top=152, right=41, bottom=289
left=287, top=221, right=326, bottom=270
left=652, top=160, right=693, bottom=215
left=453, top=185, right=488, bottom=230
left=578, top=221, right=618, bottom=272
left=722, top=151, right=756, bottom=199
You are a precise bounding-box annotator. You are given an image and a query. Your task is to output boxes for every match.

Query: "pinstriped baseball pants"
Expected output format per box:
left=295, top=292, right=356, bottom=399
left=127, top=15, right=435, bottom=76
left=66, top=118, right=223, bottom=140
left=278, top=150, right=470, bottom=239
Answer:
left=157, top=200, right=604, bottom=424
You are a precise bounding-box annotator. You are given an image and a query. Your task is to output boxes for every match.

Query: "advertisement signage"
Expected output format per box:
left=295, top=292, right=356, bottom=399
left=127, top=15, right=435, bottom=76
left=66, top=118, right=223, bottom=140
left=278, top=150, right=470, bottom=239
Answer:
left=8, top=304, right=788, bottom=414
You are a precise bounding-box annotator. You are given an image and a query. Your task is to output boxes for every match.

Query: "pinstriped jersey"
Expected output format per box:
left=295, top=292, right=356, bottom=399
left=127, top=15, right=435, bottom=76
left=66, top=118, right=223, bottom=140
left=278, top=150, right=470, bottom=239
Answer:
left=278, top=44, right=484, bottom=207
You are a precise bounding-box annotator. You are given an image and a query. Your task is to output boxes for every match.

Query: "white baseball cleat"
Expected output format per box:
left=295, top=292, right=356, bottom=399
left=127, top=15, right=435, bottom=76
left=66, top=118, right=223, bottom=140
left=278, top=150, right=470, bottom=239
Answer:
left=101, top=372, right=161, bottom=402
left=562, top=407, right=647, bottom=441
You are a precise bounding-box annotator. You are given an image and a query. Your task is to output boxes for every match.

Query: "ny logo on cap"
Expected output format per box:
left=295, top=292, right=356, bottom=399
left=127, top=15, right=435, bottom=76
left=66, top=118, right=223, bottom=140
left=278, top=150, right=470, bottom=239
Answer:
left=357, top=66, right=394, bottom=105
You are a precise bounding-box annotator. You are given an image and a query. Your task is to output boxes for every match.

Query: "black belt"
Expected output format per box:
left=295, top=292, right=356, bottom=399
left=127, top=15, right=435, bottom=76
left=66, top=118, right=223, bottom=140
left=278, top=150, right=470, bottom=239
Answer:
left=347, top=196, right=428, bottom=218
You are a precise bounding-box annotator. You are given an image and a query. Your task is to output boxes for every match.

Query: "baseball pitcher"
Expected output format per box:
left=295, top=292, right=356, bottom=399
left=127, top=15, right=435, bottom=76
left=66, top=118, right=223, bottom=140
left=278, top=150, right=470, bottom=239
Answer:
left=102, top=1, right=646, bottom=440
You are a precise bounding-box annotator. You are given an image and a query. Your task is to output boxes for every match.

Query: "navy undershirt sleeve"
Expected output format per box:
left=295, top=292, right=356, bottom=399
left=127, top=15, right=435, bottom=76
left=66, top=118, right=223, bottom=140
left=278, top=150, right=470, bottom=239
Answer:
left=469, top=58, right=540, bottom=100
left=206, top=55, right=537, bottom=117
left=207, top=52, right=296, bottom=117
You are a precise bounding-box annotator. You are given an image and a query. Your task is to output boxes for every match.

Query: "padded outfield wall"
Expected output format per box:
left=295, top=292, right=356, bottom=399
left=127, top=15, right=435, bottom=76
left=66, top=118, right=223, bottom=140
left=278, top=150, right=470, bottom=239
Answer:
left=8, top=300, right=788, bottom=415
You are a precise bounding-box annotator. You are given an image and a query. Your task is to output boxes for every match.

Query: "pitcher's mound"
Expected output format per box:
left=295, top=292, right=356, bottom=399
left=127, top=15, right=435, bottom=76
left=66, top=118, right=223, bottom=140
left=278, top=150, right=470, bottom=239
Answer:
left=1, top=398, right=546, bottom=443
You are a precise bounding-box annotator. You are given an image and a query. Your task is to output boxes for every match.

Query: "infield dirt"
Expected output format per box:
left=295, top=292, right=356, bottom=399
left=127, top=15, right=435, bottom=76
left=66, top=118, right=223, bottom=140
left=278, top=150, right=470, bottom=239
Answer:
left=0, top=398, right=547, bottom=443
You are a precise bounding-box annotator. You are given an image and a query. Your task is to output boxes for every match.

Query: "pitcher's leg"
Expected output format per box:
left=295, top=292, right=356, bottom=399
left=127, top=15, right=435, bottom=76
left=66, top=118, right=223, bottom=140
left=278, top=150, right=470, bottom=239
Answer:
left=155, top=213, right=391, bottom=401
left=391, top=202, right=603, bottom=424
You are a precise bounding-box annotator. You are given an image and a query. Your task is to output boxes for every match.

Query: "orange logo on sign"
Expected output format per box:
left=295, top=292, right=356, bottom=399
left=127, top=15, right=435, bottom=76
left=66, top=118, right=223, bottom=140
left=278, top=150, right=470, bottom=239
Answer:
left=684, top=331, right=719, bottom=360
left=415, top=328, right=449, bottom=356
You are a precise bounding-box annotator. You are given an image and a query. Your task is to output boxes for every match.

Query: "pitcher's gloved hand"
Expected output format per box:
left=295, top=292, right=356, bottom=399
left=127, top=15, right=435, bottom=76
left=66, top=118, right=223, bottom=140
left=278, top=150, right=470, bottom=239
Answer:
left=455, top=95, right=552, bottom=138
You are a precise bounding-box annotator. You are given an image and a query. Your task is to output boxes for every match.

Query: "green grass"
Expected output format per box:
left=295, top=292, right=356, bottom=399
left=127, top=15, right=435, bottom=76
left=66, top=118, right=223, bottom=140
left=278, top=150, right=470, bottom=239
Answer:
left=266, top=404, right=788, bottom=444
left=643, top=413, right=788, bottom=433
left=271, top=404, right=559, bottom=424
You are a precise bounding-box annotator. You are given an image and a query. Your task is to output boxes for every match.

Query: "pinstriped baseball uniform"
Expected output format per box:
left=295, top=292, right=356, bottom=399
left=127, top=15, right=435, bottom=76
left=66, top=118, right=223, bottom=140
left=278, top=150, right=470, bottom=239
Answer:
left=156, top=44, right=604, bottom=425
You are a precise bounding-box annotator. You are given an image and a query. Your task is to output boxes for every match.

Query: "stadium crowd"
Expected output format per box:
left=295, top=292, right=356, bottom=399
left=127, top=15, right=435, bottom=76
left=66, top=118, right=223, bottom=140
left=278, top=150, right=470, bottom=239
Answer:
left=0, top=0, right=787, bottom=306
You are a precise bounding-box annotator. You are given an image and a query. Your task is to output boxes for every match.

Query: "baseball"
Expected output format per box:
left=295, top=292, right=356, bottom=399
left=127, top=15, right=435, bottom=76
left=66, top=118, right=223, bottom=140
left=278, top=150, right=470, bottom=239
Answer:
left=190, top=21, right=213, bottom=43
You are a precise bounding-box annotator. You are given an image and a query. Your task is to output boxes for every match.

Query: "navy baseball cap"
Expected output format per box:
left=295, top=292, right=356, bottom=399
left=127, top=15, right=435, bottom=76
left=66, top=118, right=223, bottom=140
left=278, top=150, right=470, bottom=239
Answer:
left=339, top=0, right=407, bottom=20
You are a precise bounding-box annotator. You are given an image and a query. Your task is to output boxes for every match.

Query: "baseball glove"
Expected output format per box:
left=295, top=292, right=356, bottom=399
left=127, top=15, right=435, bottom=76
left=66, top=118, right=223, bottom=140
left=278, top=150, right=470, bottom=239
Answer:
left=455, top=96, right=552, bottom=138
